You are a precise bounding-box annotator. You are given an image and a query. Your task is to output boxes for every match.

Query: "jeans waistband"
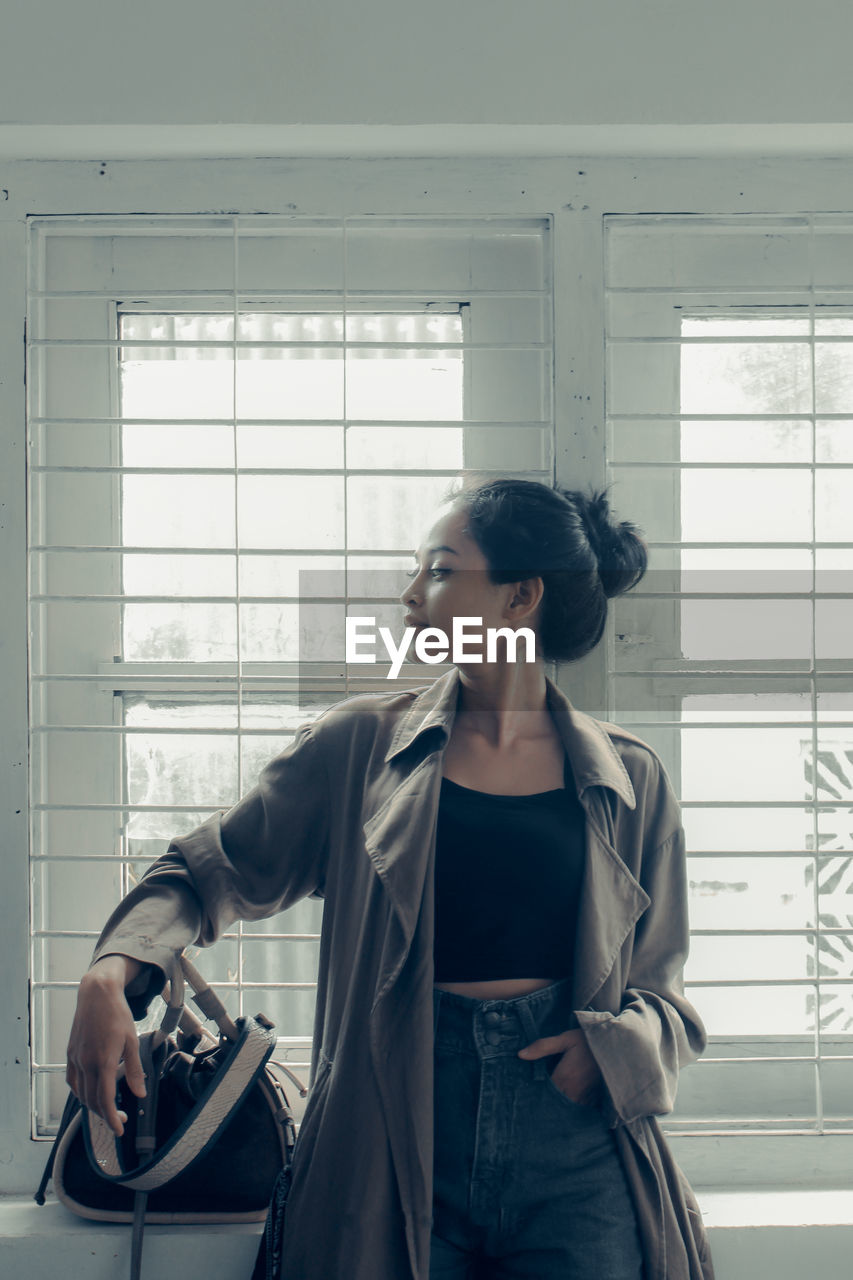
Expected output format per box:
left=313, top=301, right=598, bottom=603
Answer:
left=433, top=977, right=578, bottom=1073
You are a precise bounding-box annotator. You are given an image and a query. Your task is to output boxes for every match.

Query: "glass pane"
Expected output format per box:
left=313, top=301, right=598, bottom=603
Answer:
left=817, top=419, right=853, bottom=462
left=680, top=728, right=815, bottom=802
left=681, top=344, right=812, bottom=415
left=347, top=475, right=462, bottom=550
left=688, top=857, right=813, bottom=930
left=122, top=346, right=235, bottom=420
left=818, top=809, right=853, bottom=854
left=239, top=601, right=343, bottom=662
left=611, top=418, right=813, bottom=464
left=816, top=342, right=853, bottom=412
left=236, top=424, right=343, bottom=469
left=123, top=603, right=236, bottom=661
left=685, top=933, right=813, bottom=983
left=676, top=803, right=809, bottom=855
left=686, top=984, right=814, bottom=1036
left=681, top=315, right=811, bottom=338
left=239, top=554, right=345, bottom=598
left=125, top=732, right=239, bottom=811
left=608, top=467, right=814, bottom=543
left=346, top=425, right=464, bottom=470
left=815, top=471, right=853, bottom=540
left=680, top=468, right=813, bottom=542
left=679, top=549, right=812, bottom=596
left=344, top=348, right=464, bottom=420
left=123, top=474, right=236, bottom=549
left=237, top=475, right=344, bottom=549
left=680, top=599, right=812, bottom=661
left=124, top=696, right=238, bottom=731
left=123, top=553, right=236, bottom=597
left=123, top=423, right=235, bottom=468
left=236, top=347, right=344, bottom=420
left=241, top=938, right=321, bottom=984
left=244, top=986, right=317, bottom=1038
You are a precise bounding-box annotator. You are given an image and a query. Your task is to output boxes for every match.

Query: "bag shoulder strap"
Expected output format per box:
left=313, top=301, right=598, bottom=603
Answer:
left=83, top=1013, right=276, bottom=1192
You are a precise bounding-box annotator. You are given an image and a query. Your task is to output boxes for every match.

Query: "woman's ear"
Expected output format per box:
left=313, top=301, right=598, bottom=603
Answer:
left=507, top=576, right=544, bottom=622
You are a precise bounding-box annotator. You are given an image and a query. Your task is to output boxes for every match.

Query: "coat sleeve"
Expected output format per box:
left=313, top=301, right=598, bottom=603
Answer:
left=88, top=721, right=330, bottom=1020
left=576, top=794, right=708, bottom=1127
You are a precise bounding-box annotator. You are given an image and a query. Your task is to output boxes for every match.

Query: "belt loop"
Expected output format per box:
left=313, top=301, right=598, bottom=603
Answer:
left=514, top=999, right=549, bottom=1081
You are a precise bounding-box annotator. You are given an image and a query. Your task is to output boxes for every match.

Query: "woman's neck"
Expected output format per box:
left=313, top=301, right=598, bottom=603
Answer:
left=453, top=662, right=552, bottom=750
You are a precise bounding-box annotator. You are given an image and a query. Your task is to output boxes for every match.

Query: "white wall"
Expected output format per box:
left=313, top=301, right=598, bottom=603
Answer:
left=3, top=0, right=853, bottom=158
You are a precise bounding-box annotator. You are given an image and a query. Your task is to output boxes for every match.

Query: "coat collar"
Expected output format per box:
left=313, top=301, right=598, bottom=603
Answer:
left=383, top=666, right=636, bottom=811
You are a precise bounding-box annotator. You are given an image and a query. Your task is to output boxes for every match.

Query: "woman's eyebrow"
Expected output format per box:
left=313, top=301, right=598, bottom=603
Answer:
left=413, top=545, right=461, bottom=558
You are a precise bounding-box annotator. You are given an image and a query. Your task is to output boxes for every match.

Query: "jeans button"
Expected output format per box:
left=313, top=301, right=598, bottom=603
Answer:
left=484, top=1010, right=503, bottom=1027
left=485, top=1030, right=502, bottom=1045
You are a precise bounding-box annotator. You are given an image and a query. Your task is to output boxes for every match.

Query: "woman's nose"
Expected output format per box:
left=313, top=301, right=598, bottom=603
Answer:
left=399, top=574, right=422, bottom=607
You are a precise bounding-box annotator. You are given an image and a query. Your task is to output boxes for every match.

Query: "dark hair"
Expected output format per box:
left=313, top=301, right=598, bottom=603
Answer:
left=442, top=477, right=647, bottom=663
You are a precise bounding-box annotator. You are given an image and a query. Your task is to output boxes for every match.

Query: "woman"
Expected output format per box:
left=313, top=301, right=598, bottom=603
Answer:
left=67, top=477, right=713, bottom=1280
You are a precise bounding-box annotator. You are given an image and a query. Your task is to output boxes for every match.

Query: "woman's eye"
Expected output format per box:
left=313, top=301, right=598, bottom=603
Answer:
left=405, top=565, right=450, bottom=580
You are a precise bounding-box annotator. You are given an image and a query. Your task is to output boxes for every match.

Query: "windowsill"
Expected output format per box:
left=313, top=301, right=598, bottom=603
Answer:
left=698, top=1190, right=853, bottom=1227
left=3, top=1192, right=853, bottom=1280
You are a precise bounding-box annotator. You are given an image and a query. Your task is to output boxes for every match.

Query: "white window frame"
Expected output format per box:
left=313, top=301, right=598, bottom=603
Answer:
left=3, top=155, right=853, bottom=1194
left=26, top=220, right=552, bottom=1139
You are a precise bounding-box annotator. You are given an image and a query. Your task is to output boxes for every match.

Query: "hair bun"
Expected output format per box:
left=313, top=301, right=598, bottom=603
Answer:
left=560, top=486, right=647, bottom=599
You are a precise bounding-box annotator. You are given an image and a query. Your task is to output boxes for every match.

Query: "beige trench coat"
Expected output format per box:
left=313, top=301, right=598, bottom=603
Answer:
left=91, top=667, right=714, bottom=1280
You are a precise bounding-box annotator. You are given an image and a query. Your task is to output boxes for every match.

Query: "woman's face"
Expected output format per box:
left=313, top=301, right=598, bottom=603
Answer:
left=399, top=501, right=540, bottom=663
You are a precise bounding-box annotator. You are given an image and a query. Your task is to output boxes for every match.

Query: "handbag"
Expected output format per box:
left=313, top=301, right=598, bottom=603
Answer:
left=35, top=952, right=307, bottom=1280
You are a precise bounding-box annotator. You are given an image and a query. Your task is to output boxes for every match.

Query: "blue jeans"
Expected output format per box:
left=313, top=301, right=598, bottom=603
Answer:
left=430, top=978, right=643, bottom=1280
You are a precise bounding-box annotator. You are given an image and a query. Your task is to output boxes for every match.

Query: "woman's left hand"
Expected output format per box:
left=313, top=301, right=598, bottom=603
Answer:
left=518, top=1028, right=604, bottom=1105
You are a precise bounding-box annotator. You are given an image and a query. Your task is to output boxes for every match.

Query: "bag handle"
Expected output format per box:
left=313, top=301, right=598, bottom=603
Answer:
left=153, top=951, right=239, bottom=1045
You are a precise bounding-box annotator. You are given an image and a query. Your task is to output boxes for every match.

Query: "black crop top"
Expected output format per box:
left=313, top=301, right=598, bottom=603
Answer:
left=433, top=754, right=586, bottom=983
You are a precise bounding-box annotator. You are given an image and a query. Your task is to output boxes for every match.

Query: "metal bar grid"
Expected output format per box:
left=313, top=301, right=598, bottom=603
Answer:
left=25, top=212, right=556, bottom=1136
left=604, top=211, right=853, bottom=1137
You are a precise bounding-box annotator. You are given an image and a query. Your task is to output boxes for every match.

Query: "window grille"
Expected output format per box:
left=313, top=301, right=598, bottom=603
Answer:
left=605, top=214, right=853, bottom=1134
left=26, top=215, right=553, bottom=1136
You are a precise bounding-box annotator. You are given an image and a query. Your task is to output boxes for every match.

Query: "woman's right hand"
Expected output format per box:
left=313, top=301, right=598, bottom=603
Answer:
left=66, top=954, right=148, bottom=1137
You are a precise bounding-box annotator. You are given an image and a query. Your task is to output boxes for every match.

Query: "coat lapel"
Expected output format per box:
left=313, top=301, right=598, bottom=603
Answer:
left=543, top=680, right=650, bottom=1009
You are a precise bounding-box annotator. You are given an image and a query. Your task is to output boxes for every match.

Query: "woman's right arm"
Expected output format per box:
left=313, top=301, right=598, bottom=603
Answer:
left=67, top=720, right=331, bottom=1135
